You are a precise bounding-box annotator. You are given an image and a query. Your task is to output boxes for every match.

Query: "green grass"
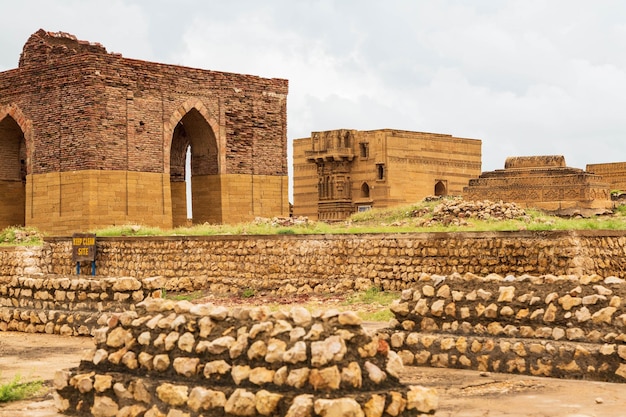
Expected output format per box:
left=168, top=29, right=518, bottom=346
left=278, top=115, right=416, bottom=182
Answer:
left=344, top=287, right=399, bottom=322
left=0, top=226, right=43, bottom=246
left=163, top=290, right=205, bottom=301
left=4, top=199, right=626, bottom=245
left=0, top=375, right=44, bottom=403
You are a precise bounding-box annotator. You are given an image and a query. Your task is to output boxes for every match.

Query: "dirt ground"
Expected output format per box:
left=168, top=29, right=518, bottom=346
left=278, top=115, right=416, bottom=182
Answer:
left=0, top=330, right=624, bottom=417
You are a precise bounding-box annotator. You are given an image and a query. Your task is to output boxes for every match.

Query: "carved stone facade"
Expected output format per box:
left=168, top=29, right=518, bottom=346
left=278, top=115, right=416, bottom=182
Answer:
left=0, top=30, right=289, bottom=234
left=464, top=155, right=612, bottom=211
left=293, top=129, right=482, bottom=220
left=586, top=162, right=626, bottom=194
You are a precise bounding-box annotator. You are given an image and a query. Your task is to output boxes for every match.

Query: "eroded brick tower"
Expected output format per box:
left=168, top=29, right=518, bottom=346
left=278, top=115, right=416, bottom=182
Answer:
left=0, top=30, right=289, bottom=234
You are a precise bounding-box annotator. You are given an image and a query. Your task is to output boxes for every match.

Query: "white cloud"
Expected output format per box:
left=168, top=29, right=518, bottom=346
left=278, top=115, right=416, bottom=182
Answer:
left=3, top=0, right=626, bottom=178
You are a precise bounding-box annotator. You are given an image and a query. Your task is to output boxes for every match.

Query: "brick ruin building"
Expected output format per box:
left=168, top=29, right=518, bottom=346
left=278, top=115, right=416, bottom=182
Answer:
left=293, top=129, right=482, bottom=220
left=463, top=155, right=613, bottom=211
left=0, top=30, right=289, bottom=234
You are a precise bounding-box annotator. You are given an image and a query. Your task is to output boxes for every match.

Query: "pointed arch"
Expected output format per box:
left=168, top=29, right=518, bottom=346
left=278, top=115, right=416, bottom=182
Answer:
left=435, top=180, right=447, bottom=196
left=0, top=104, right=32, bottom=228
left=163, top=99, right=221, bottom=174
left=0, top=103, right=33, bottom=175
left=166, top=99, right=222, bottom=226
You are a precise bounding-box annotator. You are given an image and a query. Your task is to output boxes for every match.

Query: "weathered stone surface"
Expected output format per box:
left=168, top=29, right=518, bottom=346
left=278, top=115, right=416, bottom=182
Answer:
left=255, top=390, right=283, bottom=416
left=285, top=394, right=314, bottom=417
left=156, top=383, right=188, bottom=406
left=91, top=396, right=119, bottom=417
left=311, top=336, right=347, bottom=367
left=224, top=388, right=256, bottom=416
left=172, top=357, right=199, bottom=377
left=314, top=398, right=364, bottom=417
left=309, top=366, right=341, bottom=391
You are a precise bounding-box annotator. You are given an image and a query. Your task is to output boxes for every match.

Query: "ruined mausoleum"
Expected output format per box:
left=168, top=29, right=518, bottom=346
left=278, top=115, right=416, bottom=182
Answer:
left=0, top=30, right=289, bottom=234
left=463, top=155, right=612, bottom=211
left=586, top=162, right=626, bottom=195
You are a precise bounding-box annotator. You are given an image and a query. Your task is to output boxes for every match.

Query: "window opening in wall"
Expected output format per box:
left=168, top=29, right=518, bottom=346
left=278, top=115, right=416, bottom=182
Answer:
left=376, top=163, right=385, bottom=180
left=185, top=146, right=192, bottom=218
left=359, top=142, right=369, bottom=158
left=358, top=205, right=371, bottom=212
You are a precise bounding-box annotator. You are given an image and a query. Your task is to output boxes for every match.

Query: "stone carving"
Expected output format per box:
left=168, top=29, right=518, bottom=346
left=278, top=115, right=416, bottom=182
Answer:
left=294, top=129, right=482, bottom=221
left=464, top=155, right=613, bottom=212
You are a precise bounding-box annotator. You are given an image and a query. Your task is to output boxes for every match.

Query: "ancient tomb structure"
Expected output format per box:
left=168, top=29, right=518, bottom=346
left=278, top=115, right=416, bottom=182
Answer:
left=293, top=129, right=482, bottom=221
left=586, top=162, right=626, bottom=195
left=0, top=30, right=289, bottom=234
left=463, top=155, right=612, bottom=211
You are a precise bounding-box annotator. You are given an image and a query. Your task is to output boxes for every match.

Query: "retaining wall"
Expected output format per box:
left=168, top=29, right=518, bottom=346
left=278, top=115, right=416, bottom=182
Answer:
left=2, top=230, right=626, bottom=292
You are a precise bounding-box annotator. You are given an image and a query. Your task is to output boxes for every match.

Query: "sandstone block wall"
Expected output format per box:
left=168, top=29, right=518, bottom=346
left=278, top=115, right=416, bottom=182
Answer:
left=387, top=273, right=626, bottom=382
left=54, top=298, right=438, bottom=417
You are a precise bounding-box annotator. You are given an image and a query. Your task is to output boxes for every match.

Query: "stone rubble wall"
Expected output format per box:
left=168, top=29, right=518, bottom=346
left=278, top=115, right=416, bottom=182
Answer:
left=34, top=231, right=626, bottom=288
left=388, top=273, right=626, bottom=382
left=0, top=275, right=165, bottom=335
left=54, top=298, right=438, bottom=417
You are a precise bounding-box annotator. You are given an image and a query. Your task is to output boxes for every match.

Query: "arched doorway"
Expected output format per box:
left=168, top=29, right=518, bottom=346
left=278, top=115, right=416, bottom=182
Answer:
left=0, top=115, right=26, bottom=228
left=170, top=108, right=219, bottom=226
left=434, top=180, right=447, bottom=196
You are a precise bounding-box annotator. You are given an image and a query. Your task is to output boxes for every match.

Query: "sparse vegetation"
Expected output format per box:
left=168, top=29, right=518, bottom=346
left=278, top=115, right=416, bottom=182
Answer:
left=241, top=288, right=255, bottom=298
left=164, top=291, right=204, bottom=302
left=87, top=198, right=626, bottom=237
left=3, top=198, right=626, bottom=246
left=0, top=375, right=44, bottom=403
left=0, top=226, right=43, bottom=246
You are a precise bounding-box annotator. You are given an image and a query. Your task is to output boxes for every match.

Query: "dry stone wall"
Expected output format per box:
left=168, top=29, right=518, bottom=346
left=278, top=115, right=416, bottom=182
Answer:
left=387, top=273, right=626, bottom=382
left=37, top=231, right=626, bottom=290
left=0, top=275, right=164, bottom=335
left=53, top=298, right=438, bottom=417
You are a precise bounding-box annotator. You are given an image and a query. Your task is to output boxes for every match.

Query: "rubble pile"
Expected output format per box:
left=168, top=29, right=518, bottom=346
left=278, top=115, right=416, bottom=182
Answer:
left=411, top=199, right=529, bottom=226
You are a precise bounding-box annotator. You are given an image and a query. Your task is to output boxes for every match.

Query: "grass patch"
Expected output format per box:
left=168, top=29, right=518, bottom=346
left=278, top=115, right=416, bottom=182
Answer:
left=0, top=375, right=44, bottom=402
left=163, top=291, right=205, bottom=302
left=70, top=199, right=626, bottom=238
left=345, top=287, right=399, bottom=306
left=344, top=287, right=399, bottom=322
left=241, top=288, right=255, bottom=298
left=358, top=309, right=395, bottom=322
left=93, top=224, right=164, bottom=237
left=0, top=226, right=43, bottom=246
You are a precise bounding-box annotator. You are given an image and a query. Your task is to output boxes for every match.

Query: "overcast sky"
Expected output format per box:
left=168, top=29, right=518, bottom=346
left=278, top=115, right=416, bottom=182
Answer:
left=2, top=0, right=626, bottom=175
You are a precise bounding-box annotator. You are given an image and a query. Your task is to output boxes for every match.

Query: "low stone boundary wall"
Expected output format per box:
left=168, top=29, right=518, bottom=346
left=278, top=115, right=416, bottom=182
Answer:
left=54, top=298, right=438, bottom=417
left=388, top=273, right=626, bottom=382
left=0, top=275, right=165, bottom=335
left=1, top=230, right=623, bottom=286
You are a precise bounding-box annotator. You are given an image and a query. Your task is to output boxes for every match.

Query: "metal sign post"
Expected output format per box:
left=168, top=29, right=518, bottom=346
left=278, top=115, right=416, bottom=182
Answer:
left=72, top=233, right=97, bottom=275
